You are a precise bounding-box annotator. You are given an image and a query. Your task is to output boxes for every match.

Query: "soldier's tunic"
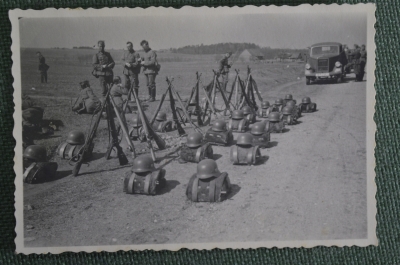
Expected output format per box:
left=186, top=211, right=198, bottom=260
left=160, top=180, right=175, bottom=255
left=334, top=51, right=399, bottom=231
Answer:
left=38, top=55, right=48, bottom=83
left=121, top=50, right=141, bottom=91
left=142, top=49, right=158, bottom=100
left=218, top=56, right=231, bottom=92
left=72, top=87, right=101, bottom=114
left=92, top=51, right=115, bottom=97
left=22, top=96, right=45, bottom=148
left=110, top=84, right=129, bottom=112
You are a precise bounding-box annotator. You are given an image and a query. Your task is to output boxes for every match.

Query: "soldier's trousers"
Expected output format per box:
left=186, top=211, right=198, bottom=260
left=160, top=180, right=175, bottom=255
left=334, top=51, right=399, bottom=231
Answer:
left=40, top=71, right=47, bottom=83
left=124, top=74, right=139, bottom=92
left=98, top=75, right=114, bottom=98
left=145, top=74, right=157, bottom=99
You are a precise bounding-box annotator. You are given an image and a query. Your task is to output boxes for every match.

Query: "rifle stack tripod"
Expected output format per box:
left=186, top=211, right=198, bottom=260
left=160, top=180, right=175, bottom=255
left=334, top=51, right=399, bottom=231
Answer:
left=70, top=66, right=262, bottom=177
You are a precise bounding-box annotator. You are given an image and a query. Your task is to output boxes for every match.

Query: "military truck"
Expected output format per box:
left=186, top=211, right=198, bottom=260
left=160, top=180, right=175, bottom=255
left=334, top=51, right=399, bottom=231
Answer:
left=305, top=42, right=348, bottom=85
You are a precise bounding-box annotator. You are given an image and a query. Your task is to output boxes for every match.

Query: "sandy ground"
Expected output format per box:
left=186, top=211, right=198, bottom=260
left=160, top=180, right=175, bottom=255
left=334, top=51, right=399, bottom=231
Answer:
left=22, top=72, right=367, bottom=248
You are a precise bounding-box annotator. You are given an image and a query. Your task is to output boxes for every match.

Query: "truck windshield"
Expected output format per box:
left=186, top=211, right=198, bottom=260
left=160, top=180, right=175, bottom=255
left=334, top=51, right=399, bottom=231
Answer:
left=311, top=45, right=339, bottom=56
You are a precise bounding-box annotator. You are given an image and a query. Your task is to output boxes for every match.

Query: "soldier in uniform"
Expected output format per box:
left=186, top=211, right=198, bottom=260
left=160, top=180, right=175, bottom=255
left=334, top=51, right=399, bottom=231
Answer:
left=218, top=52, right=232, bottom=92
left=36, top=51, right=49, bottom=83
left=72, top=80, right=101, bottom=114
left=140, top=40, right=159, bottom=102
left=92, top=40, right=115, bottom=98
left=121, top=41, right=141, bottom=99
left=110, top=76, right=129, bottom=113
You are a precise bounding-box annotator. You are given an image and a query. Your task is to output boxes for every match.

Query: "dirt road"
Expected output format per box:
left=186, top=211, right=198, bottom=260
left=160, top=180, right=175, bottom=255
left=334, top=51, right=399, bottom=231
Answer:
left=23, top=75, right=367, bottom=247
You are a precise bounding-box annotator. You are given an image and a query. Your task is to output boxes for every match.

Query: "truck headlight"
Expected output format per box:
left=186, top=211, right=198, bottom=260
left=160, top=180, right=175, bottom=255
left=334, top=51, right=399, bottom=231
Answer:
left=305, top=63, right=311, bottom=70
left=335, top=61, right=342, bottom=68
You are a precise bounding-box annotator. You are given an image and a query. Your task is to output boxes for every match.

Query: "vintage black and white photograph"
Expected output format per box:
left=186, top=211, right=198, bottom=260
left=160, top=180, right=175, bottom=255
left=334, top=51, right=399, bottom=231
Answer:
left=11, top=4, right=377, bottom=254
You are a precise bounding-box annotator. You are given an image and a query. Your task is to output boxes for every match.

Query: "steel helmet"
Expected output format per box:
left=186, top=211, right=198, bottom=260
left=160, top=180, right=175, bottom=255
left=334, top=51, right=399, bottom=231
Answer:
left=66, top=130, right=85, bottom=145
left=268, top=112, right=281, bottom=122
left=232, top=110, right=244, bottom=120
left=285, top=94, right=293, bottom=100
left=242, top=106, right=253, bottom=115
left=23, top=145, right=47, bottom=162
left=251, top=122, right=265, bottom=135
left=131, top=155, right=155, bottom=173
left=282, top=106, right=293, bottom=115
left=132, top=116, right=142, bottom=128
left=261, top=101, right=270, bottom=109
left=236, top=133, right=254, bottom=146
left=187, top=132, right=203, bottom=148
left=156, top=111, right=167, bottom=121
left=212, top=120, right=227, bottom=132
left=275, top=98, right=284, bottom=105
left=302, top=97, right=311, bottom=104
left=197, top=159, right=220, bottom=179
left=286, top=101, right=296, bottom=107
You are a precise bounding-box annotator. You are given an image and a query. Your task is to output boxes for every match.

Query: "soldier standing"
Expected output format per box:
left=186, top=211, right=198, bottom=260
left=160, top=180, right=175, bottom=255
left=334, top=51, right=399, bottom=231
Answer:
left=92, top=40, right=115, bottom=98
left=36, top=52, right=49, bottom=83
left=121, top=42, right=141, bottom=98
left=140, top=40, right=159, bottom=102
left=218, top=52, right=232, bottom=92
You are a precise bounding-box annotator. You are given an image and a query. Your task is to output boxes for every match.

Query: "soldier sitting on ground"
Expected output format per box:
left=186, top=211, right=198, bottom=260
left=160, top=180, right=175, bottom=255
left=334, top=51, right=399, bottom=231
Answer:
left=72, top=80, right=101, bottom=115
left=110, top=76, right=131, bottom=113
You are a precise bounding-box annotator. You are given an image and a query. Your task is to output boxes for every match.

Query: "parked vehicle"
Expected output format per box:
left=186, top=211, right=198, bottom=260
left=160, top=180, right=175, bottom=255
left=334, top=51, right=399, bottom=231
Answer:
left=305, top=42, right=348, bottom=85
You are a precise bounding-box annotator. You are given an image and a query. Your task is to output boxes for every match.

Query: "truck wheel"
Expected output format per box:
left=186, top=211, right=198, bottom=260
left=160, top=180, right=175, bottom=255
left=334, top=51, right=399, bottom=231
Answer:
left=306, top=78, right=311, bottom=85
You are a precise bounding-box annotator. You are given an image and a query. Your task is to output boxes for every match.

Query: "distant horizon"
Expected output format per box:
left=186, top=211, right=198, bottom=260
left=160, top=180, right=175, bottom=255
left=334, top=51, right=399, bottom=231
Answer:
left=19, top=11, right=367, bottom=51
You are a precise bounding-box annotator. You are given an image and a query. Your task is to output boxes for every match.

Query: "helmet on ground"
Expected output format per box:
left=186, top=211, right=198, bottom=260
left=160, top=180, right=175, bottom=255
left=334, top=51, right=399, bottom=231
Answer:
left=236, top=133, right=254, bottom=146
left=285, top=94, right=293, bottom=100
left=302, top=97, right=311, bottom=104
left=131, top=155, right=155, bottom=173
left=197, top=159, right=220, bottom=179
left=23, top=145, right=47, bottom=162
left=261, top=101, right=270, bottom=109
left=275, top=99, right=284, bottom=105
left=66, top=130, right=85, bottom=145
left=268, top=112, right=281, bottom=122
left=251, top=123, right=265, bottom=135
left=232, top=110, right=244, bottom=120
left=286, top=101, right=296, bottom=107
left=156, top=112, right=167, bottom=121
left=212, top=120, right=227, bottom=132
left=132, top=116, right=142, bottom=128
left=282, top=106, right=293, bottom=115
left=187, top=132, right=203, bottom=148
left=242, top=106, right=253, bottom=115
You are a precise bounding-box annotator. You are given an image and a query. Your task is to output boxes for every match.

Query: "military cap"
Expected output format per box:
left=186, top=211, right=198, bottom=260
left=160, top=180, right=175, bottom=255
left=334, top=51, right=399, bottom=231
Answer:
left=98, top=40, right=105, bottom=46
left=79, top=80, right=90, bottom=88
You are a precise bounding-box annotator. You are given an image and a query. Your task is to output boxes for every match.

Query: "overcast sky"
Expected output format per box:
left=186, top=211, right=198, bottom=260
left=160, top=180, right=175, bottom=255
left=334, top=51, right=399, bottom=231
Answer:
left=19, top=12, right=367, bottom=50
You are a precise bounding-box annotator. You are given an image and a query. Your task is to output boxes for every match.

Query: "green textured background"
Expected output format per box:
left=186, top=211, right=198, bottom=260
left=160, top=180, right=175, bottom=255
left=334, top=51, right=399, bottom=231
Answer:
left=0, top=0, right=397, bottom=264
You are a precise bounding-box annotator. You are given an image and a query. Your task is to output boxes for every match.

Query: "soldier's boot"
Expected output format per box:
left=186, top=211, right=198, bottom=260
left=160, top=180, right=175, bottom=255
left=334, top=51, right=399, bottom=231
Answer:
left=149, top=87, right=156, bottom=102
left=133, top=87, right=140, bottom=102
left=146, top=87, right=152, bottom=101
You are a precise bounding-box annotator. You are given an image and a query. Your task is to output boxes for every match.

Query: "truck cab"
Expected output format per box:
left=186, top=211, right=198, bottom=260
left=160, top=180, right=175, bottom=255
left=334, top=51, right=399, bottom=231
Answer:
left=305, top=42, right=348, bottom=85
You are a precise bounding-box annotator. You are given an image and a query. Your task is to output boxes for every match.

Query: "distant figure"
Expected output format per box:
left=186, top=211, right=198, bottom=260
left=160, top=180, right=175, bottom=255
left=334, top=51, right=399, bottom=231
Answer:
left=72, top=81, right=101, bottom=114
left=110, top=76, right=129, bottom=113
left=140, top=40, right=159, bottom=102
left=92, top=40, right=115, bottom=98
left=121, top=41, right=141, bottom=99
left=352, top=46, right=364, bottom=82
left=36, top=52, right=49, bottom=83
left=218, top=52, right=232, bottom=92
